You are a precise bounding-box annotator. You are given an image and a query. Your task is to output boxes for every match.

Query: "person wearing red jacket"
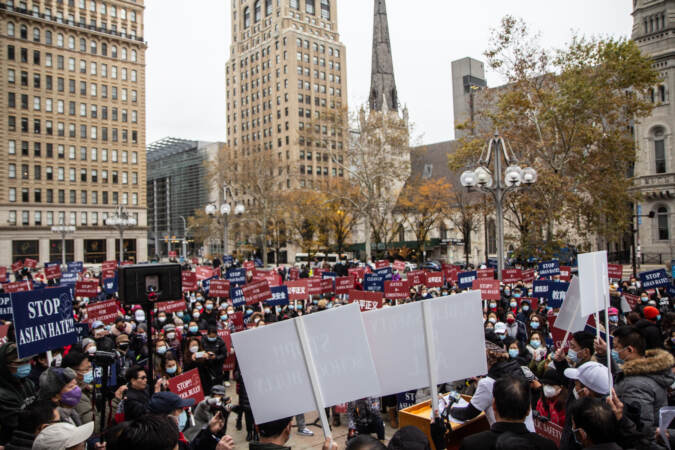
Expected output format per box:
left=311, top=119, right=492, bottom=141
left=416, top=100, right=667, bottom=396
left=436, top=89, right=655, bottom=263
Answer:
left=535, top=368, right=567, bottom=427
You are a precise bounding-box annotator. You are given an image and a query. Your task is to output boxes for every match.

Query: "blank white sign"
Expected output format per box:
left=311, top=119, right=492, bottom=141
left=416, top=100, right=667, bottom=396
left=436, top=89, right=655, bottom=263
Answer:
left=578, top=251, right=609, bottom=316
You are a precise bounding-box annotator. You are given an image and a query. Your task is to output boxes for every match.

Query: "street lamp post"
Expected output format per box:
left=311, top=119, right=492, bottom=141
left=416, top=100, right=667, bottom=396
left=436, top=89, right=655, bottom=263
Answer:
left=460, top=132, right=537, bottom=280
left=205, top=187, right=245, bottom=256
left=106, top=206, right=137, bottom=263
left=179, top=216, right=188, bottom=259
left=51, top=225, right=76, bottom=268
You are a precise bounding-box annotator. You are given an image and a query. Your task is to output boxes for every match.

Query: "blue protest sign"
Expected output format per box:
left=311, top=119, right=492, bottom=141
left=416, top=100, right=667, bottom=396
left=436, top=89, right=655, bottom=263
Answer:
left=74, top=323, right=89, bottom=340
left=532, top=280, right=551, bottom=298
left=374, top=267, right=393, bottom=279
left=396, top=391, right=417, bottom=411
left=549, top=281, right=570, bottom=308
left=668, top=284, right=675, bottom=298
left=67, top=262, right=83, bottom=273
left=487, top=258, right=498, bottom=269
left=60, top=271, right=78, bottom=286
left=223, top=255, right=234, bottom=266
left=11, top=286, right=77, bottom=358
left=254, top=258, right=263, bottom=268
left=201, top=276, right=215, bottom=295
left=538, top=261, right=560, bottom=277
left=0, top=294, right=12, bottom=321
left=457, top=271, right=477, bottom=289
left=321, top=272, right=338, bottom=280
left=364, top=273, right=385, bottom=292
left=267, top=286, right=289, bottom=307
left=226, top=268, right=247, bottom=286
left=31, top=282, right=46, bottom=290
left=102, top=276, right=118, bottom=295
left=639, top=269, right=670, bottom=289
left=230, top=286, right=245, bottom=307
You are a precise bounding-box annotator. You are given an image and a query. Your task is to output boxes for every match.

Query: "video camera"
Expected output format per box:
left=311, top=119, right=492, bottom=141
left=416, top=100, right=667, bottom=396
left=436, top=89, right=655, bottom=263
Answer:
left=118, top=264, right=182, bottom=305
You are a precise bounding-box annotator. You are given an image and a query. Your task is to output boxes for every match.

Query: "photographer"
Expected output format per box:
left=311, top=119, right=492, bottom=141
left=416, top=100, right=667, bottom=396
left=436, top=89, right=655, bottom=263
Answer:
left=185, top=385, right=233, bottom=441
left=347, top=397, right=385, bottom=441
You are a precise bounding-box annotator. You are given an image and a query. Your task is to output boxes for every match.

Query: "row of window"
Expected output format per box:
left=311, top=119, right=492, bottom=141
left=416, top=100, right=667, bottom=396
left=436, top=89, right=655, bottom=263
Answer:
left=10, top=0, right=138, bottom=21
left=288, top=0, right=330, bottom=20
left=6, top=23, right=139, bottom=61
left=298, top=165, right=342, bottom=176
left=8, top=164, right=139, bottom=185
left=8, top=187, right=139, bottom=206
left=7, top=209, right=139, bottom=227
left=7, top=116, right=139, bottom=143
left=8, top=140, right=139, bottom=162
left=8, top=94, right=138, bottom=123
left=643, top=12, right=666, bottom=34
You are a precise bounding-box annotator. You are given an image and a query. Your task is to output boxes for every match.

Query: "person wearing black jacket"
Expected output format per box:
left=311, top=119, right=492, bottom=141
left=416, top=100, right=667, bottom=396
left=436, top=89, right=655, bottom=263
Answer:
left=200, top=326, right=227, bottom=393
left=199, top=300, right=220, bottom=329
left=122, top=366, right=162, bottom=421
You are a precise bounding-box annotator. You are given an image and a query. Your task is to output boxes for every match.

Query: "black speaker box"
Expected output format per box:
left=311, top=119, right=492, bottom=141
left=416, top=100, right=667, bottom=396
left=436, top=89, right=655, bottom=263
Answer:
left=118, top=263, right=182, bottom=305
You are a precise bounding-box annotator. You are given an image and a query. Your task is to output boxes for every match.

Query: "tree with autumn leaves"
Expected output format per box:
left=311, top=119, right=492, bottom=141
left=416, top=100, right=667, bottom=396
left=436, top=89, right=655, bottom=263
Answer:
left=450, top=16, right=659, bottom=260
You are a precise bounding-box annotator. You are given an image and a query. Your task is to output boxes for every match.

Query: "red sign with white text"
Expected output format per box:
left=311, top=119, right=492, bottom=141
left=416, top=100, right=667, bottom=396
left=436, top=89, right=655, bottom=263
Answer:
left=348, top=290, right=383, bottom=311
left=534, top=417, right=563, bottom=447
left=424, top=272, right=444, bottom=288
left=209, top=279, right=231, bottom=298
left=11, top=261, right=23, bottom=273
left=502, top=269, right=522, bottom=284
left=393, top=260, right=406, bottom=272
left=521, top=269, right=536, bottom=283
left=472, top=279, right=500, bottom=300
left=289, top=268, right=299, bottom=280
left=102, top=260, right=118, bottom=271
left=168, top=369, right=205, bottom=405
left=196, top=266, right=215, bottom=281
left=477, top=268, right=495, bottom=279
left=608, top=264, right=623, bottom=281
left=156, top=300, right=187, bottom=314
left=169, top=251, right=177, bottom=259
left=0, top=267, right=7, bottom=283
left=75, top=280, right=99, bottom=297
left=384, top=280, right=410, bottom=300
left=241, top=280, right=272, bottom=305
left=348, top=268, right=365, bottom=282
left=285, top=280, right=309, bottom=301
left=4, top=281, right=31, bottom=293
left=407, top=270, right=426, bottom=286
left=23, top=258, right=37, bottom=269
left=45, top=265, right=62, bottom=280
left=307, top=278, right=323, bottom=296
left=375, top=260, right=390, bottom=269
left=335, top=276, right=355, bottom=294
left=182, top=271, right=197, bottom=291
left=253, top=270, right=282, bottom=287
left=443, top=266, right=459, bottom=283
left=319, top=278, right=334, bottom=294
left=559, top=266, right=572, bottom=282
left=86, top=299, right=119, bottom=325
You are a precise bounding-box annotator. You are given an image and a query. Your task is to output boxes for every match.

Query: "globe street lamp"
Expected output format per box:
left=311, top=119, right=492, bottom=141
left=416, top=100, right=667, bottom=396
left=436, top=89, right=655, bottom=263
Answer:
left=460, top=132, right=537, bottom=280
left=106, top=206, right=137, bottom=262
left=51, top=225, right=76, bottom=268
left=205, top=188, right=245, bottom=256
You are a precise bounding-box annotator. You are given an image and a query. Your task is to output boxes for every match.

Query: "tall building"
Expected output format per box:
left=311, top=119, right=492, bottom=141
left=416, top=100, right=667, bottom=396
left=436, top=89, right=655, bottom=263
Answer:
left=451, top=57, right=486, bottom=139
left=0, top=0, right=147, bottom=265
left=631, top=0, right=675, bottom=264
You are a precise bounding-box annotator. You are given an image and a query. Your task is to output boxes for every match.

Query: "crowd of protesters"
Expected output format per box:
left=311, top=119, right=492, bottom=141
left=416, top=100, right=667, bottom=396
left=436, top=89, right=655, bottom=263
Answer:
left=0, top=255, right=673, bottom=449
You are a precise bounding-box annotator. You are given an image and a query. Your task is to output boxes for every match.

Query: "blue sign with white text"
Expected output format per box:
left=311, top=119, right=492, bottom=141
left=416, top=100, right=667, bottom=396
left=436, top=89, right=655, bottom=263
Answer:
left=223, top=255, right=234, bottom=266
left=374, top=267, right=393, bottom=280
left=538, top=261, right=560, bottom=277
left=230, top=287, right=245, bottom=307
left=67, top=262, right=84, bottom=273
left=11, top=286, right=77, bottom=359
left=102, top=276, right=118, bottom=295
left=60, top=272, right=78, bottom=286
left=364, top=274, right=385, bottom=292
left=639, top=269, right=670, bottom=289
left=321, top=272, right=338, bottom=280
left=267, top=286, right=290, bottom=307
left=226, top=268, right=247, bottom=286
left=457, top=271, right=477, bottom=289
left=0, top=294, right=12, bottom=321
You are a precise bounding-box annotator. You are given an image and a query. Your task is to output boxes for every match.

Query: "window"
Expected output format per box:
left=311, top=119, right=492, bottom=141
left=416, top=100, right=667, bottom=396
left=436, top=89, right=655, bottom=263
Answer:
left=266, top=0, right=273, bottom=15
left=7, top=22, right=14, bottom=37
left=8, top=164, right=15, bottom=178
left=290, top=0, right=299, bottom=9
left=244, top=6, right=250, bottom=28
left=8, top=188, right=16, bottom=202
left=320, top=0, right=330, bottom=19
left=254, top=0, right=261, bottom=22
left=8, top=211, right=16, bottom=225
left=306, top=0, right=315, bottom=14
left=658, top=206, right=669, bottom=240
left=654, top=127, right=666, bottom=174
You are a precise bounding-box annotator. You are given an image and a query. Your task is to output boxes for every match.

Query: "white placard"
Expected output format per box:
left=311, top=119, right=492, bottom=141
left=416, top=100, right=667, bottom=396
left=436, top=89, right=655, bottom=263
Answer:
left=578, top=251, right=609, bottom=316
left=554, top=276, right=587, bottom=333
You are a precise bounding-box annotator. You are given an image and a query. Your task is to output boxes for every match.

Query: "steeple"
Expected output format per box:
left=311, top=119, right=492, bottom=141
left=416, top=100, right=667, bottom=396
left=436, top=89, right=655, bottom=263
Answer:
left=369, top=0, right=398, bottom=112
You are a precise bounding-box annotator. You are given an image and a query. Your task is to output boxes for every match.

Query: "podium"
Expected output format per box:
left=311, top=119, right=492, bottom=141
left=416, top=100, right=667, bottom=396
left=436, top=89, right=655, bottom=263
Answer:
left=398, top=395, right=490, bottom=450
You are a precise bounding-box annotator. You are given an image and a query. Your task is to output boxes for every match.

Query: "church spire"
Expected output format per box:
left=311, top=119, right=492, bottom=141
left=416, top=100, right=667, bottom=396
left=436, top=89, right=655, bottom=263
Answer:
left=369, top=0, right=398, bottom=112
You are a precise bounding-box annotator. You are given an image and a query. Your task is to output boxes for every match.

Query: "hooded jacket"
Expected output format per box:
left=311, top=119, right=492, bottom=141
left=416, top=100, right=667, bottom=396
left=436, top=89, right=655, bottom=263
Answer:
left=615, top=349, right=674, bottom=449
left=0, top=345, right=37, bottom=444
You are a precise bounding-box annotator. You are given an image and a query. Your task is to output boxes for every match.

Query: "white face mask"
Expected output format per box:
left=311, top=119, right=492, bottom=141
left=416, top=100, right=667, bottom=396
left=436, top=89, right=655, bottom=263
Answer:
left=543, top=385, right=561, bottom=398
left=190, top=346, right=199, bottom=353
left=53, top=354, right=63, bottom=367
left=573, top=388, right=581, bottom=400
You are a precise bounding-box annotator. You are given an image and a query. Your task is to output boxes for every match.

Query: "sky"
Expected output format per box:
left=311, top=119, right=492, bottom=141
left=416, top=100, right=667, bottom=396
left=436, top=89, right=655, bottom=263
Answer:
left=144, top=0, right=634, bottom=146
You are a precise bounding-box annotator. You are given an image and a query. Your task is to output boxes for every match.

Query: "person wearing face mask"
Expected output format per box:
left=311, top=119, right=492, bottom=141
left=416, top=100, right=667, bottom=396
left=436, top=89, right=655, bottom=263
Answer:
left=186, top=320, right=202, bottom=338
left=38, top=367, right=83, bottom=426
left=154, top=312, right=169, bottom=331
left=161, top=354, right=182, bottom=380
left=201, top=326, right=227, bottom=393
left=147, top=391, right=196, bottom=449
left=635, top=306, right=666, bottom=350
left=199, top=300, right=219, bottom=329
left=506, top=339, right=531, bottom=365
left=526, top=313, right=545, bottom=338
left=516, top=299, right=531, bottom=324
left=163, top=323, right=183, bottom=363
left=493, top=322, right=508, bottom=345
left=535, top=369, right=568, bottom=427
left=504, top=312, right=528, bottom=344
left=111, top=316, right=132, bottom=338
left=0, top=343, right=38, bottom=445
left=61, top=351, right=95, bottom=425
left=569, top=397, right=622, bottom=450
left=153, top=338, right=171, bottom=378
left=130, top=323, right=150, bottom=361
left=606, top=307, right=621, bottom=333
left=114, top=334, right=136, bottom=384
left=526, top=331, right=548, bottom=377
left=81, top=338, right=97, bottom=357
left=185, top=384, right=232, bottom=441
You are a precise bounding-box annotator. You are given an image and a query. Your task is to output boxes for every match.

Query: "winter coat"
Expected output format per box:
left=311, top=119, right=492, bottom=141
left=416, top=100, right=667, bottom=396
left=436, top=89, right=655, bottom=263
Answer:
left=536, top=396, right=566, bottom=427
left=459, top=422, right=557, bottom=450
left=635, top=319, right=665, bottom=350
left=184, top=397, right=217, bottom=441
left=123, top=386, right=150, bottom=421
left=0, top=345, right=37, bottom=444
left=3, top=430, right=34, bottom=450
left=615, top=349, right=675, bottom=449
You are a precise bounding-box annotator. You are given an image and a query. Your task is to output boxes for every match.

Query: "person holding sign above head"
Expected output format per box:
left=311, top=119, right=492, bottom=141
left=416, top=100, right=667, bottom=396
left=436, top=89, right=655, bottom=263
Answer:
left=0, top=342, right=38, bottom=445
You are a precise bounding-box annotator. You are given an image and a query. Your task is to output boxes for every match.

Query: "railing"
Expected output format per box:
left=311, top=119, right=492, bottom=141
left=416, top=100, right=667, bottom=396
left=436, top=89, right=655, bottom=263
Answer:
left=641, top=253, right=665, bottom=264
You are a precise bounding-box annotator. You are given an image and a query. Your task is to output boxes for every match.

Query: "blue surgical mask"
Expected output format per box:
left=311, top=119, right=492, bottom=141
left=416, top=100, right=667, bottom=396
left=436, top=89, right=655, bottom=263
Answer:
left=189, top=326, right=199, bottom=333
left=157, top=346, right=167, bottom=355
left=657, top=315, right=662, bottom=321
left=177, top=410, right=187, bottom=431
left=513, top=293, right=522, bottom=299
left=530, top=340, right=541, bottom=349
left=246, top=309, right=253, bottom=315
left=530, top=321, right=539, bottom=329
left=568, top=349, right=579, bottom=363
left=83, top=370, right=94, bottom=384
left=498, top=333, right=506, bottom=341
left=220, top=315, right=227, bottom=321
left=522, top=305, right=530, bottom=312
left=611, top=350, right=624, bottom=365
left=509, top=302, right=517, bottom=308
left=504, top=289, right=511, bottom=296
left=205, top=304, right=213, bottom=311
left=207, top=336, right=217, bottom=342
left=609, top=315, right=618, bottom=323
left=13, top=363, right=31, bottom=379
left=489, top=303, right=497, bottom=309
left=508, top=349, right=519, bottom=358
left=166, top=366, right=177, bottom=375
left=176, top=311, right=183, bottom=318
left=641, top=296, right=648, bottom=303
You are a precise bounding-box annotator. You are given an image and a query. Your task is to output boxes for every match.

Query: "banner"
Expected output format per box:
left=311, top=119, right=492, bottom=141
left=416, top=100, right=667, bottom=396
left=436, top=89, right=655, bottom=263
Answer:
left=538, top=260, right=560, bottom=277
left=374, top=267, right=393, bottom=280
left=321, top=272, right=337, bottom=280
left=242, top=280, right=272, bottom=305
left=102, top=276, right=118, bottom=295
left=196, top=266, right=215, bottom=281
left=226, top=268, right=247, bottom=286
left=319, top=278, right=333, bottom=295
left=182, top=271, right=197, bottom=291
left=168, top=368, right=205, bottom=405
left=396, top=391, right=417, bottom=411
left=364, top=273, right=385, bottom=292
left=267, top=286, right=290, bottom=307
left=209, top=279, right=231, bottom=298
left=67, top=262, right=84, bottom=273
left=375, top=260, right=390, bottom=269
left=230, top=287, right=245, bottom=307
left=534, top=417, right=563, bottom=447
left=5, top=281, right=32, bottom=293
left=102, top=260, right=118, bottom=271
left=0, top=294, right=12, bottom=321
left=60, top=272, right=78, bottom=286
left=335, top=276, right=355, bottom=295
left=289, top=268, right=299, bottom=280
left=384, top=280, right=410, bottom=300
left=532, top=280, right=552, bottom=299
left=286, top=280, right=309, bottom=301
left=477, top=268, right=495, bottom=279
left=424, top=272, right=444, bottom=288
left=502, top=269, right=522, bottom=284
left=457, top=271, right=477, bottom=289
left=75, top=280, right=98, bottom=297
left=521, top=269, right=536, bottom=283
left=254, top=270, right=282, bottom=287
left=393, top=260, right=406, bottom=272
left=23, top=258, right=37, bottom=269
left=549, top=282, right=570, bottom=309
left=156, top=300, right=187, bottom=314
left=472, top=279, right=500, bottom=300
left=639, top=269, right=670, bottom=289
left=559, top=266, right=572, bottom=282
left=86, top=299, right=119, bottom=325
left=307, top=278, right=323, bottom=296
left=45, top=265, right=61, bottom=280
left=348, top=290, right=383, bottom=311
left=11, top=286, right=77, bottom=358
left=11, top=261, right=23, bottom=272
left=443, top=266, right=459, bottom=283
left=407, top=270, right=425, bottom=286
left=607, top=264, right=623, bottom=281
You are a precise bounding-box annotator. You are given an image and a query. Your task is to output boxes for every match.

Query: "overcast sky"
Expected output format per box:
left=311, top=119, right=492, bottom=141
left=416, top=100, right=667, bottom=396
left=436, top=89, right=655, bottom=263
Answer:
left=144, top=0, right=633, bottom=146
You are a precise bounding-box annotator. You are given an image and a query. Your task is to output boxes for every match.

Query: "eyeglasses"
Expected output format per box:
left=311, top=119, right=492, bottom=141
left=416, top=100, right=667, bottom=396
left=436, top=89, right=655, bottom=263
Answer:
left=137, top=376, right=147, bottom=380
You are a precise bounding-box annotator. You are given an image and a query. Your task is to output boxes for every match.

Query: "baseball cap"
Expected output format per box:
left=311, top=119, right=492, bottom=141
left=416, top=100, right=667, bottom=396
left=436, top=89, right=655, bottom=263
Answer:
left=33, top=421, right=94, bottom=450
left=564, top=361, right=611, bottom=395
left=608, top=307, right=619, bottom=315
left=148, top=391, right=195, bottom=414
left=643, top=306, right=660, bottom=320
left=494, top=322, right=507, bottom=334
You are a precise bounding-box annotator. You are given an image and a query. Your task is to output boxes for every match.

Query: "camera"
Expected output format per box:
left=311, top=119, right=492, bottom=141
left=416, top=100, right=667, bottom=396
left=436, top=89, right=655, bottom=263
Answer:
left=118, top=264, right=182, bottom=305
left=93, top=350, right=117, bottom=366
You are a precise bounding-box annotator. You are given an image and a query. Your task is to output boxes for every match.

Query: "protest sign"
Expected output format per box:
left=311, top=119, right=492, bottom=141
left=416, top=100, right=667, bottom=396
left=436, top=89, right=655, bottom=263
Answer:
left=559, top=266, right=572, bottom=282
left=11, top=286, right=77, bottom=358
left=607, top=264, right=623, bottom=281
left=231, top=303, right=380, bottom=424
left=472, top=279, right=500, bottom=300
left=407, top=270, right=425, bottom=286
left=393, top=260, right=406, bottom=272
left=226, top=268, right=247, bottom=286
left=230, top=286, right=245, bottom=307
left=86, top=299, right=119, bottom=325
left=75, top=280, right=98, bottom=297
left=256, top=270, right=282, bottom=287
left=306, top=278, right=322, bottom=296
left=457, top=271, right=477, bottom=289
left=23, top=258, right=37, bottom=269
left=443, top=266, right=459, bottom=283
left=424, top=272, right=444, bottom=288
left=549, top=282, right=570, bottom=309
left=102, top=276, right=117, bottom=295
left=623, top=293, right=639, bottom=311
left=384, top=280, right=410, bottom=300
left=11, top=260, right=23, bottom=273
left=532, top=280, right=552, bottom=299
left=74, top=323, right=89, bottom=341
left=534, top=417, right=563, bottom=447
left=182, top=271, right=197, bottom=291
left=578, top=251, right=609, bottom=317
left=60, top=271, right=78, bottom=286
left=396, top=391, right=417, bottom=411
left=348, top=290, right=383, bottom=311
left=538, top=260, right=560, bottom=277
left=0, top=324, right=8, bottom=344
left=209, top=279, right=231, bottom=298
left=156, top=300, right=187, bottom=314
left=230, top=311, right=245, bottom=332
left=321, top=272, right=337, bottom=280
left=477, top=268, right=495, bottom=279
left=5, top=281, right=32, bottom=293
left=289, top=268, right=299, bottom=280
left=521, top=269, right=536, bottom=283
left=375, top=260, right=390, bottom=269
left=267, top=286, right=289, bottom=307
left=168, top=368, right=205, bottom=405
left=168, top=251, right=177, bottom=259
left=196, top=266, right=215, bottom=281
left=102, top=260, right=117, bottom=272
left=0, top=266, right=7, bottom=283
left=502, top=269, right=522, bottom=284
left=639, top=269, right=670, bottom=290
left=318, top=278, right=333, bottom=295
left=335, top=276, right=355, bottom=294
left=285, top=280, right=309, bottom=301
left=363, top=273, right=385, bottom=292
left=374, top=267, right=393, bottom=280
left=67, top=262, right=84, bottom=273
left=242, top=280, right=272, bottom=305
left=554, top=276, right=588, bottom=336
left=0, top=294, right=12, bottom=321
left=45, top=264, right=61, bottom=280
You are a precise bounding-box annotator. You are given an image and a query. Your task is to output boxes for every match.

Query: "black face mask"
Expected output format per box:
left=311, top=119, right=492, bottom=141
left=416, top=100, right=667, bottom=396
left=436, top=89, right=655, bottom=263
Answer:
left=118, top=344, right=129, bottom=350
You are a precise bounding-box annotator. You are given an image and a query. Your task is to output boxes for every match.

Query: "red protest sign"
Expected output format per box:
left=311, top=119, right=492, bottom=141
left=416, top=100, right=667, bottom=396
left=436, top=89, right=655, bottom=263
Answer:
left=23, top=258, right=37, bottom=269
left=384, top=280, right=410, bottom=300
left=289, top=268, right=299, bottom=280
left=424, top=272, right=444, bottom=288
left=307, top=278, right=323, bottom=296
left=169, top=251, right=177, bottom=258
left=285, top=280, right=309, bottom=301
left=75, top=280, right=99, bottom=297
left=407, top=270, right=425, bottom=286
left=209, top=279, right=231, bottom=298
left=101, top=269, right=114, bottom=280
left=253, top=270, right=281, bottom=287
left=0, top=324, right=9, bottom=343
left=168, top=368, right=204, bottom=405
left=393, top=260, right=406, bottom=272
left=11, top=261, right=23, bottom=273
left=348, top=290, right=383, bottom=311
left=443, top=266, right=459, bottom=283
left=608, top=264, right=623, bottom=281
left=102, top=260, right=118, bottom=271
left=86, top=299, right=119, bottom=325
left=45, top=264, right=62, bottom=280
left=623, top=293, right=639, bottom=310
left=223, top=354, right=236, bottom=371
left=375, top=260, right=390, bottom=269
left=182, top=271, right=197, bottom=291
left=156, top=300, right=187, bottom=314
left=0, top=267, right=7, bottom=283
left=230, top=311, right=245, bottom=332
left=191, top=257, right=199, bottom=265
left=502, top=269, right=522, bottom=284
left=243, top=261, right=255, bottom=270
left=534, top=417, right=563, bottom=447
left=4, top=281, right=32, bottom=293
left=319, top=278, right=333, bottom=294
left=335, top=276, right=355, bottom=294
left=241, top=280, right=272, bottom=305
left=477, top=268, right=495, bottom=279
left=521, top=269, right=536, bottom=283
left=559, top=266, right=572, bottom=282
left=196, top=266, right=214, bottom=281
left=472, top=279, right=500, bottom=300
left=218, top=329, right=232, bottom=350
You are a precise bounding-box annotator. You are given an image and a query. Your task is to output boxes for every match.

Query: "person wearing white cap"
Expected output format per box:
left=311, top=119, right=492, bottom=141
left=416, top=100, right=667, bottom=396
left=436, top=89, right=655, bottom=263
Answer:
left=564, top=361, right=611, bottom=398
left=32, top=421, right=93, bottom=450
left=493, top=322, right=508, bottom=342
